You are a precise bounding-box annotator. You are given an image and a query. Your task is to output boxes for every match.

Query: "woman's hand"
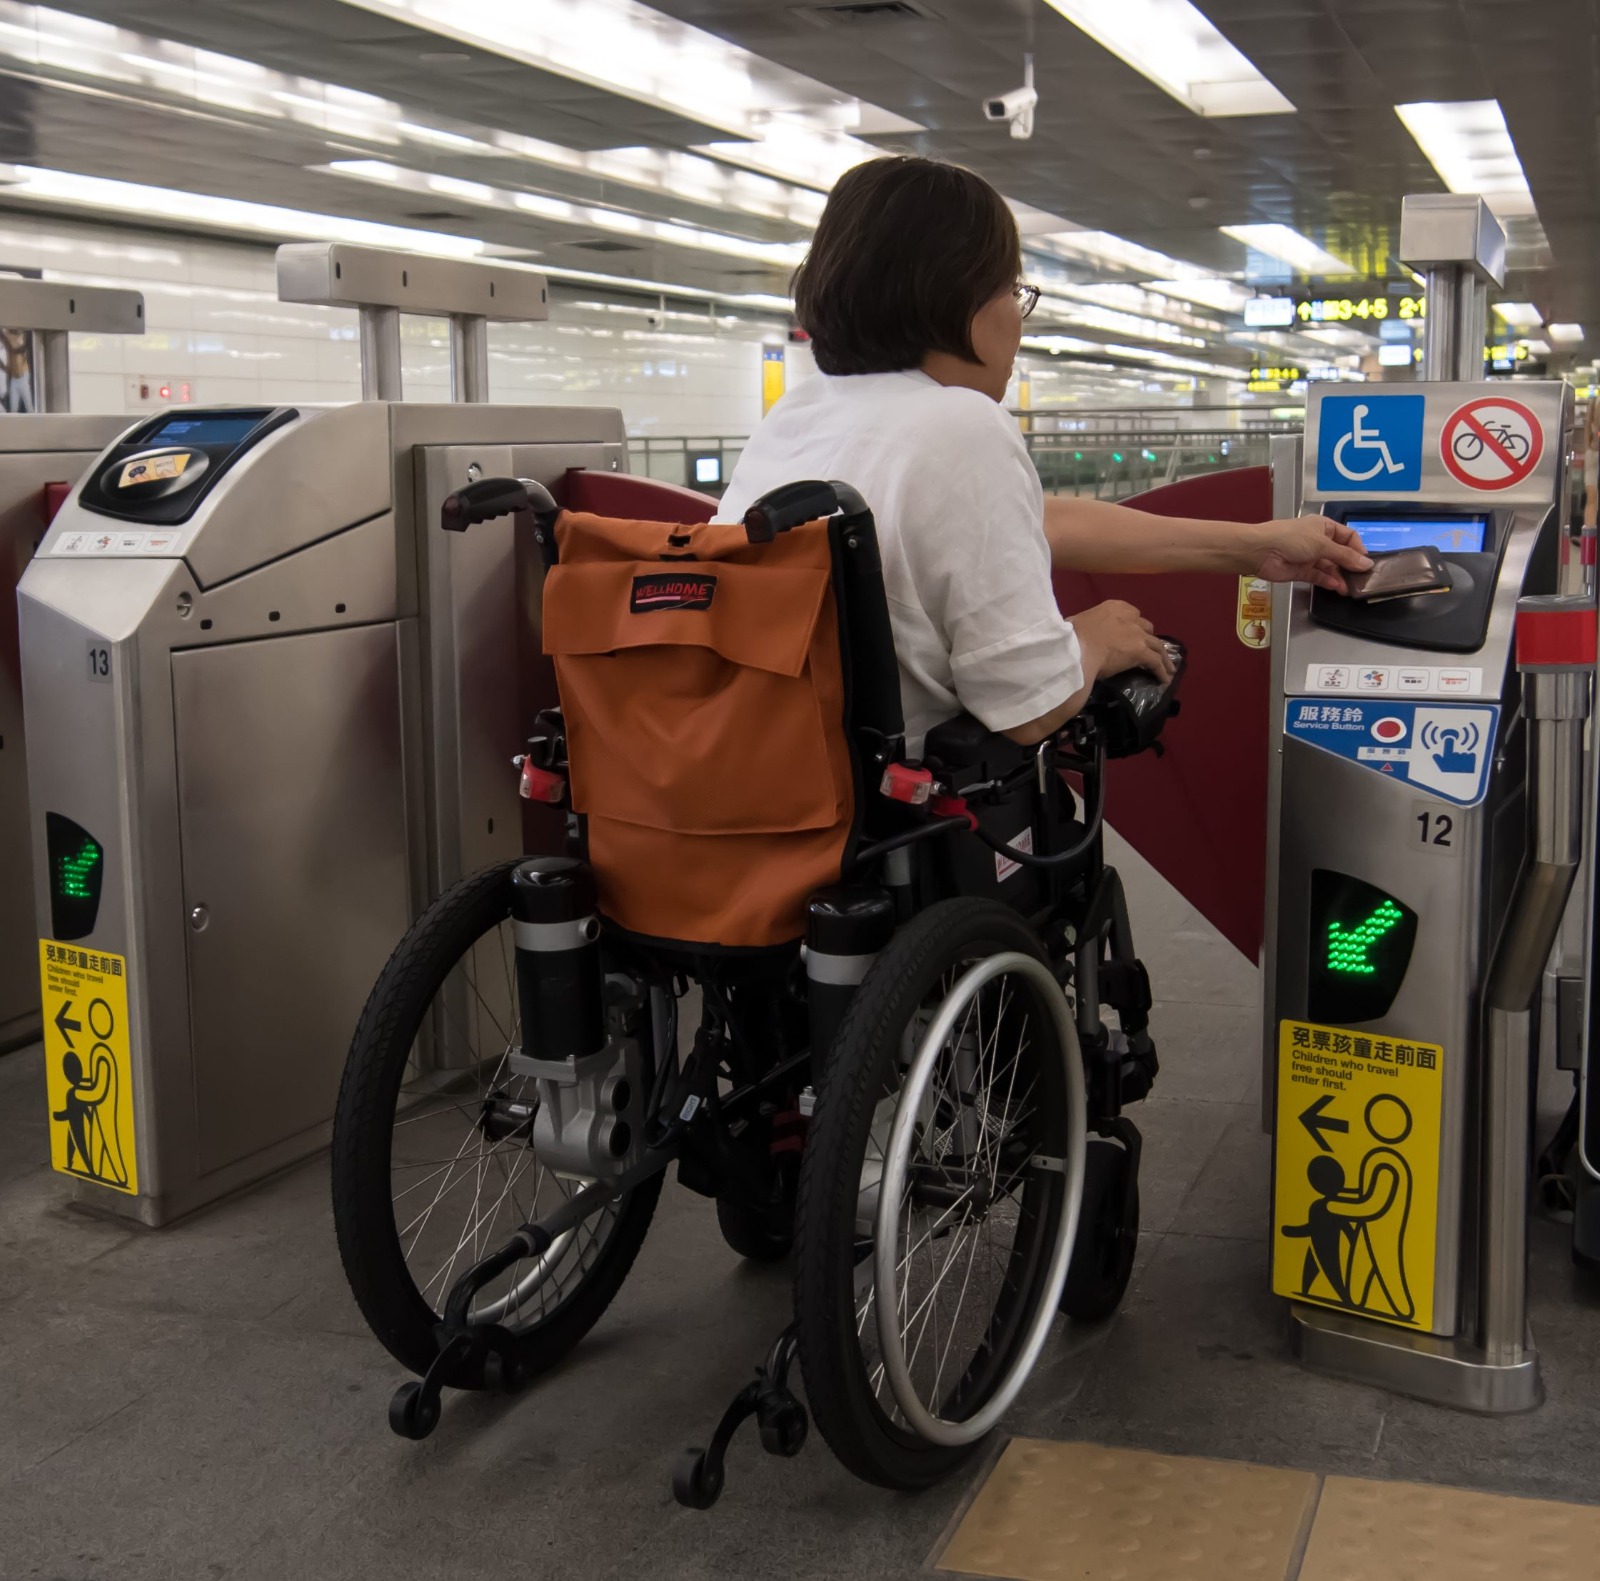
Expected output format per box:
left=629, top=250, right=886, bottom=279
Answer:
left=1071, top=600, right=1175, bottom=681
left=1250, top=516, right=1372, bottom=593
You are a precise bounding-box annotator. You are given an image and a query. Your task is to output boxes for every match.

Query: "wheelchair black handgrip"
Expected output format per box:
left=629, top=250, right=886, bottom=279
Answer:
left=441, top=476, right=558, bottom=532
left=743, top=480, right=839, bottom=543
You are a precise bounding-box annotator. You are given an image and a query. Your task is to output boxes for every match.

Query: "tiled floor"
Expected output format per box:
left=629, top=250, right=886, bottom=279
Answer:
left=2, top=830, right=1597, bottom=1580
left=936, top=1440, right=1600, bottom=1581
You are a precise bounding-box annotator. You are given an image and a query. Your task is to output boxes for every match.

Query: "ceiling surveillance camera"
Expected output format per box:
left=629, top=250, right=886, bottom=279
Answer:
left=983, top=54, right=1036, bottom=141
left=645, top=310, right=665, bottom=331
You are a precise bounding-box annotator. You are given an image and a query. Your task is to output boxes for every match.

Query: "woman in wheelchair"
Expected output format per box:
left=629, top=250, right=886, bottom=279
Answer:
left=328, top=156, right=1369, bottom=1506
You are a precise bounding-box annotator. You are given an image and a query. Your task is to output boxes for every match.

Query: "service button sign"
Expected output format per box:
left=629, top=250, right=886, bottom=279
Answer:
left=39, top=942, right=138, bottom=1195
left=1272, top=1018, right=1443, bottom=1332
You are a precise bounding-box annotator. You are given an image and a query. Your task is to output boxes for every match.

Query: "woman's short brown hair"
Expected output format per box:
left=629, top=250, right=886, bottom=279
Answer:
left=792, top=156, right=1021, bottom=377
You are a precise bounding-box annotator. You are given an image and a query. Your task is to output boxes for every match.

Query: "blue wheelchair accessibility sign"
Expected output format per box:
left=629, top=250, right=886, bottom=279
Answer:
left=1316, top=394, right=1425, bottom=494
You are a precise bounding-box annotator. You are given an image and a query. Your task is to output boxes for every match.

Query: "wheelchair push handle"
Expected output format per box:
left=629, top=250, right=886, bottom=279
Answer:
left=441, top=475, right=559, bottom=533
left=743, top=479, right=870, bottom=544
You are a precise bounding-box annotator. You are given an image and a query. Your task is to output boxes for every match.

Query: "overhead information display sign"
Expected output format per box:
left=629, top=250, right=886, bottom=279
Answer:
left=39, top=942, right=138, bottom=1195
left=1272, top=1018, right=1444, bottom=1333
left=1297, top=294, right=1426, bottom=324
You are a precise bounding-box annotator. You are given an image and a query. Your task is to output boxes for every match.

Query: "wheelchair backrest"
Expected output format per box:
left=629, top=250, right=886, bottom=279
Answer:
left=541, top=506, right=900, bottom=950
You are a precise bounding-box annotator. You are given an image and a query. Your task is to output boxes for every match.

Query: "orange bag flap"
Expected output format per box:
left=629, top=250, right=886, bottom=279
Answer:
left=542, top=559, right=830, bottom=679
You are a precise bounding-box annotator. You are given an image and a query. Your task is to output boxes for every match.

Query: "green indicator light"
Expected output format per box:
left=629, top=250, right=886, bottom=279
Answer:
left=1112, top=451, right=1124, bottom=463
left=1074, top=451, right=1083, bottom=460
left=1325, top=900, right=1403, bottom=976
left=57, top=839, right=101, bottom=901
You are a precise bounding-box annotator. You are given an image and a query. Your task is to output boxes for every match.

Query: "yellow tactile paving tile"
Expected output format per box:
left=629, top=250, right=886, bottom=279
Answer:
left=934, top=1438, right=1318, bottom=1581
left=1299, top=1475, right=1600, bottom=1581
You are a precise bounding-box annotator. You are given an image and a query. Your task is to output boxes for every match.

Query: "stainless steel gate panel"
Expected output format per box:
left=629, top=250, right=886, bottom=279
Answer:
left=180, top=405, right=391, bottom=589
left=173, top=625, right=411, bottom=1178
left=412, top=433, right=624, bottom=898
left=19, top=398, right=626, bottom=1222
left=1, top=419, right=133, bottom=1048
left=410, top=427, right=625, bottom=1076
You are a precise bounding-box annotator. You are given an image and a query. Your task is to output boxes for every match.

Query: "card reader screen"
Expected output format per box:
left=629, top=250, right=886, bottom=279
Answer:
left=1346, top=515, right=1487, bottom=555
left=150, top=412, right=268, bottom=448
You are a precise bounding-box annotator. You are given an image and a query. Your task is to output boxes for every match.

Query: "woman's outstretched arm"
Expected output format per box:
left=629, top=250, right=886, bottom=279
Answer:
left=1043, top=495, right=1372, bottom=593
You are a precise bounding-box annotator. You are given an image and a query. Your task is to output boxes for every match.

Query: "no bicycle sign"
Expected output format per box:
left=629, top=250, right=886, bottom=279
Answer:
left=1439, top=396, right=1543, bottom=492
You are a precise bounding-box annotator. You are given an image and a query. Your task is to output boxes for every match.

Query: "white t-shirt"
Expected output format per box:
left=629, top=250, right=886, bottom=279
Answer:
left=718, top=369, right=1083, bottom=755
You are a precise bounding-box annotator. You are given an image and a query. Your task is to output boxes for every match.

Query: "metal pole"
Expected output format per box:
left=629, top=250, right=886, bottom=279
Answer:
left=1261, top=432, right=1302, bottom=1131
left=448, top=313, right=490, bottom=403
left=1480, top=656, right=1589, bottom=1364
left=35, top=328, right=70, bottom=413
left=358, top=305, right=403, bottom=401
left=1422, top=267, right=1460, bottom=382
left=1458, top=275, right=1489, bottom=382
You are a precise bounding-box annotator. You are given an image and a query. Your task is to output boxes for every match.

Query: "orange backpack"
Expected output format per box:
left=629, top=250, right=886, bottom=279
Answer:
left=542, top=510, right=862, bottom=949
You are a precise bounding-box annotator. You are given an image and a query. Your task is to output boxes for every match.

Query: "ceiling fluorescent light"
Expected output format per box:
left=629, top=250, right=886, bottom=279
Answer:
left=332, top=0, right=917, bottom=144
left=1549, top=323, right=1585, bottom=344
left=1, top=164, right=486, bottom=255
left=1031, top=228, right=1212, bottom=280
left=1395, top=100, right=1536, bottom=219
left=323, top=159, right=808, bottom=269
left=1145, top=278, right=1253, bottom=313
left=1492, top=301, right=1543, bottom=329
left=1221, top=224, right=1351, bottom=277
left=0, top=162, right=797, bottom=316
left=1040, top=0, right=1294, bottom=117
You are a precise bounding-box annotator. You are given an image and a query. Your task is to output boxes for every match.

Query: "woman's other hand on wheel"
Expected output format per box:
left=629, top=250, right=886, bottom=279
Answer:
left=1072, top=600, right=1174, bottom=680
left=1252, top=516, right=1372, bottom=593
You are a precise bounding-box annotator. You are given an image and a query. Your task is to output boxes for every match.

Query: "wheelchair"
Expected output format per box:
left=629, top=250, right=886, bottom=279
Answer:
left=329, top=475, right=1185, bottom=1504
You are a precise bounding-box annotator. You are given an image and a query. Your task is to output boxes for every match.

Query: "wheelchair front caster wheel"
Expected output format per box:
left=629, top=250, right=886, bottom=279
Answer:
left=757, top=1394, right=808, bottom=1458
left=1060, top=1139, right=1139, bottom=1324
left=388, top=1381, right=441, bottom=1440
left=672, top=1448, right=724, bottom=1509
left=481, top=1349, right=531, bottom=1395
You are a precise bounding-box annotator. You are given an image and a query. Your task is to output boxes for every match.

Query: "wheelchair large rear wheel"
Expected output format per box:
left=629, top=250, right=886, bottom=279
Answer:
left=331, top=860, right=662, bottom=1387
left=793, top=900, right=1086, bottom=1489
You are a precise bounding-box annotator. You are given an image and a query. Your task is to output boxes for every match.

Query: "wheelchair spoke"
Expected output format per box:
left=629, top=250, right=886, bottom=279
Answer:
left=863, top=957, right=1068, bottom=1437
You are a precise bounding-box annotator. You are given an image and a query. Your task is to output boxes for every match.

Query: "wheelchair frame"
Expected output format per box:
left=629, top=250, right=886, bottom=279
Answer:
left=338, top=476, right=1174, bottom=1503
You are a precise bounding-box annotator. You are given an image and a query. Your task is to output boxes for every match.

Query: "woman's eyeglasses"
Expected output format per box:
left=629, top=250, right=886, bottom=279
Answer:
left=1013, top=282, right=1040, bottom=319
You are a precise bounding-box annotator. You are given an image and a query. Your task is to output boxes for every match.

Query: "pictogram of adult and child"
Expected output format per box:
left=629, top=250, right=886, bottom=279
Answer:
left=1282, top=1094, right=1416, bottom=1322
left=51, top=996, right=130, bottom=1189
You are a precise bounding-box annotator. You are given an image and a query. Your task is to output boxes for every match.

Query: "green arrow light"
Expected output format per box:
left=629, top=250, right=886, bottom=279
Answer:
left=1326, top=899, right=1404, bottom=975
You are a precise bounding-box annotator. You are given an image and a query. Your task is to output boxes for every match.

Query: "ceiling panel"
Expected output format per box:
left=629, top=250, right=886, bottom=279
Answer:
left=645, top=0, right=1598, bottom=321
left=2, top=0, right=1594, bottom=345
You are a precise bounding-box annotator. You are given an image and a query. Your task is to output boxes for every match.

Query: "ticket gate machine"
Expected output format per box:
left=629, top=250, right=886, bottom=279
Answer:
left=18, top=247, right=628, bottom=1224
left=1, top=278, right=145, bottom=1050
left=1265, top=376, right=1582, bottom=1410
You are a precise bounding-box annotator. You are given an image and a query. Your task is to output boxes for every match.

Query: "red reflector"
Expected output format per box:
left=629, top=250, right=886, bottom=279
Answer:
left=879, top=763, right=933, bottom=805
left=929, top=792, right=978, bottom=830
left=519, top=760, right=567, bottom=804
left=1516, top=607, right=1598, bottom=670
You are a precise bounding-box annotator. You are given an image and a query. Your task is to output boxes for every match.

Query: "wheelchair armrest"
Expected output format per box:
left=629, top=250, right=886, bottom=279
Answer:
left=920, top=713, right=1036, bottom=785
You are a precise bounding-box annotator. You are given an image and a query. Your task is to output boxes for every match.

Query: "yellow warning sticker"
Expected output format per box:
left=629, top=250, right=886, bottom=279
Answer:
left=117, top=451, right=190, bottom=489
left=39, top=941, right=138, bottom=1195
left=1271, top=1018, right=1443, bottom=1331
left=1237, top=575, right=1271, bottom=649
